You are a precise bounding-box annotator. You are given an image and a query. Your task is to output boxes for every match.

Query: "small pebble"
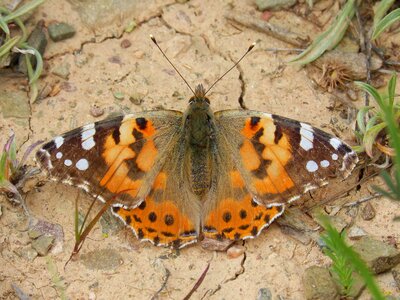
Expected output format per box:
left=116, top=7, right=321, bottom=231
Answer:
left=129, top=92, right=144, bottom=105
left=113, top=92, right=125, bottom=101
left=52, top=63, right=70, bottom=79
left=361, top=202, right=376, bottom=220
left=133, top=51, right=144, bottom=59
left=120, top=39, right=131, bottom=48
left=348, top=226, right=367, bottom=240
left=48, top=22, right=76, bottom=42
left=227, top=245, right=245, bottom=259
left=90, top=105, right=104, bottom=117
left=257, top=288, right=272, bottom=300
left=31, top=235, right=55, bottom=256
left=15, top=246, right=38, bottom=261
left=124, top=20, right=137, bottom=33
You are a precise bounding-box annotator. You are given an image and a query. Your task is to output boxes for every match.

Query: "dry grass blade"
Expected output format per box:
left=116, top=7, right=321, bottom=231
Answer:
left=289, top=0, right=356, bottom=65
left=183, top=263, right=210, bottom=300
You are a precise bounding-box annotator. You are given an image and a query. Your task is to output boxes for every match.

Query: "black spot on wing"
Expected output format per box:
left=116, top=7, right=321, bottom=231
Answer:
left=136, top=118, right=148, bottom=130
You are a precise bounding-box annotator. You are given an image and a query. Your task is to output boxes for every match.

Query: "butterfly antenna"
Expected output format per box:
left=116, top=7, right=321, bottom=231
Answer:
left=150, top=34, right=196, bottom=96
left=204, top=42, right=256, bottom=96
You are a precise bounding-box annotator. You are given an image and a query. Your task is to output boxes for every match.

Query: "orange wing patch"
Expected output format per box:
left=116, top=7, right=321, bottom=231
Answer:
left=241, top=116, right=294, bottom=194
left=100, top=117, right=158, bottom=199
left=113, top=197, right=197, bottom=248
left=203, top=195, right=284, bottom=240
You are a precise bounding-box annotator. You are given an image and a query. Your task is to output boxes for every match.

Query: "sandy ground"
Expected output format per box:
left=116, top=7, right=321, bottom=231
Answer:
left=0, top=0, right=399, bottom=299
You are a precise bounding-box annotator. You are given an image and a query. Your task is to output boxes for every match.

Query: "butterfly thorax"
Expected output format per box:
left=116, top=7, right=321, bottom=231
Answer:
left=184, top=84, right=214, bottom=195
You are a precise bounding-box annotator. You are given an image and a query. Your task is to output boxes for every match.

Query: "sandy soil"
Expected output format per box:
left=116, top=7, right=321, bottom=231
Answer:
left=0, top=0, right=399, bottom=299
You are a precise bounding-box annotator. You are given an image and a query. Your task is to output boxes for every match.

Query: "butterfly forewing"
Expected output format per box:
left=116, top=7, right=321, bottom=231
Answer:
left=36, top=111, right=183, bottom=206
left=214, top=109, right=358, bottom=206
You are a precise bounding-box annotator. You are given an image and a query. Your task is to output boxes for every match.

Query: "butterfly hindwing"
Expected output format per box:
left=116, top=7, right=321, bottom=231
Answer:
left=214, top=110, right=358, bottom=206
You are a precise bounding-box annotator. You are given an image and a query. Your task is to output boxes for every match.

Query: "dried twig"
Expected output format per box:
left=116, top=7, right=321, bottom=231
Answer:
left=225, top=12, right=307, bottom=48
left=355, top=5, right=372, bottom=106
left=342, top=192, right=381, bottom=207
left=151, top=268, right=171, bottom=300
left=183, top=263, right=210, bottom=300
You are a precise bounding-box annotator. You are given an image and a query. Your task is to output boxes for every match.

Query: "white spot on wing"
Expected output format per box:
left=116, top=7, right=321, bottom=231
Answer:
left=306, top=160, right=318, bottom=172
left=56, top=152, right=63, bottom=159
left=64, top=159, right=72, bottom=166
left=332, top=153, right=338, bottom=160
left=81, top=123, right=96, bottom=140
left=300, top=123, right=314, bottom=151
left=76, top=158, right=89, bottom=171
left=329, top=138, right=342, bottom=150
left=54, top=136, right=64, bottom=149
left=320, top=160, right=330, bottom=168
left=82, top=137, right=95, bottom=150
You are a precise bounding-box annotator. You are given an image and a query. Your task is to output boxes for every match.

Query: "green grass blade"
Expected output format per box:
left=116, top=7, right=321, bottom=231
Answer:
left=356, top=106, right=371, bottom=134
left=0, top=35, right=20, bottom=57
left=372, top=8, right=400, bottom=40
left=3, top=0, right=45, bottom=22
left=355, top=81, right=384, bottom=108
left=319, top=216, right=385, bottom=299
left=0, top=17, right=10, bottom=35
left=373, top=0, right=396, bottom=29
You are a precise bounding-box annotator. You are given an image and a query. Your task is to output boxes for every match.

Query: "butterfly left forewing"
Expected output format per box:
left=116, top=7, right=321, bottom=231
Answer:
left=36, top=111, right=183, bottom=207
left=214, top=109, right=358, bottom=206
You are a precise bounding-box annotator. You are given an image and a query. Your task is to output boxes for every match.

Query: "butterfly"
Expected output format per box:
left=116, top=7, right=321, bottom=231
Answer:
left=35, top=39, right=358, bottom=249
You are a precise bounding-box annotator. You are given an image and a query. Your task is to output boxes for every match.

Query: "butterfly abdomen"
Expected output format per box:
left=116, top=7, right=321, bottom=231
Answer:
left=189, top=147, right=211, bottom=195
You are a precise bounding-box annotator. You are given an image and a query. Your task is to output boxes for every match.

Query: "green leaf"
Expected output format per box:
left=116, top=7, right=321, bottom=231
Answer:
left=319, top=216, right=385, bottom=300
left=355, top=81, right=384, bottom=109
left=356, top=106, right=371, bottom=134
left=0, top=35, right=20, bottom=57
left=363, top=122, right=386, bottom=158
left=372, top=8, right=400, bottom=40
left=3, top=0, right=45, bottom=23
left=373, top=0, right=396, bottom=29
left=0, top=16, right=10, bottom=35
left=289, top=0, right=356, bottom=65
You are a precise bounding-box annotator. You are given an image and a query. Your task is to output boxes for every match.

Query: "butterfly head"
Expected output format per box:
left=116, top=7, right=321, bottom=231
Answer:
left=189, top=84, right=210, bottom=104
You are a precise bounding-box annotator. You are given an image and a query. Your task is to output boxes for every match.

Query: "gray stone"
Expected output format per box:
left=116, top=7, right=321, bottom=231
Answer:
left=303, top=266, right=339, bottom=300
left=31, top=235, right=55, bottom=256
left=347, top=226, right=367, bottom=240
left=352, top=236, right=400, bottom=274
left=48, top=22, right=76, bottom=42
left=28, top=229, right=42, bottom=239
left=18, top=21, right=47, bottom=74
left=52, top=63, right=70, bottom=79
left=392, top=264, right=400, bottom=290
left=256, top=288, right=272, bottom=300
left=361, top=202, right=376, bottom=220
left=256, top=0, right=297, bottom=11
left=15, top=246, right=38, bottom=261
left=81, top=248, right=123, bottom=270
left=0, top=91, right=30, bottom=119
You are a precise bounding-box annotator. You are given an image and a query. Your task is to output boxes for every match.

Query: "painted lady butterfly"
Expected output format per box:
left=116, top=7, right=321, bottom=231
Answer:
left=36, top=39, right=358, bottom=249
